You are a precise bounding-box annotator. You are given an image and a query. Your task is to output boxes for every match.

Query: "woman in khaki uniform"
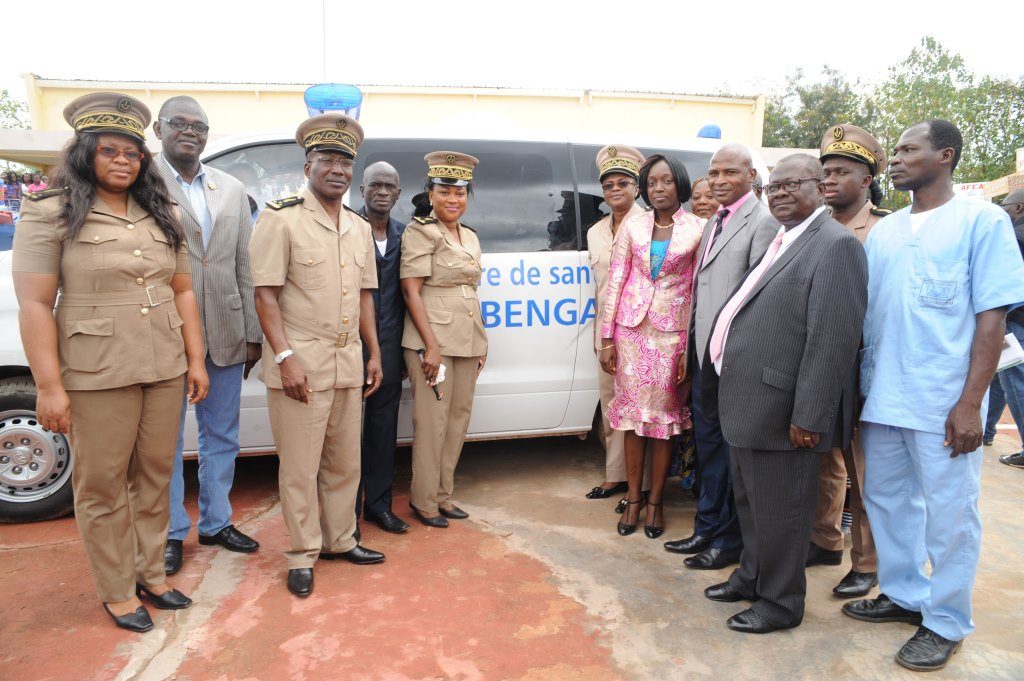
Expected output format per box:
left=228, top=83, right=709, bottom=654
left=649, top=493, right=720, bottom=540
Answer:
left=401, top=152, right=487, bottom=528
left=12, top=93, right=209, bottom=633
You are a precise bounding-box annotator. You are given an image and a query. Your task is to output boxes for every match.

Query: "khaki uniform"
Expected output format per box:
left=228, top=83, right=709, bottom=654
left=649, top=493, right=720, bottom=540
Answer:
left=401, top=214, right=487, bottom=513
left=813, top=201, right=887, bottom=571
left=13, top=192, right=190, bottom=602
left=248, top=188, right=377, bottom=569
left=587, top=203, right=645, bottom=481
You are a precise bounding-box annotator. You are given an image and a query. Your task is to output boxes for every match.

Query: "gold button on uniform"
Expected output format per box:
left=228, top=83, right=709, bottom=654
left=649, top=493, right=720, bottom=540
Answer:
left=307, top=258, right=314, bottom=265
left=342, top=317, right=349, bottom=324
left=340, top=262, right=346, bottom=268
left=133, top=249, right=142, bottom=257
left=468, top=311, right=474, bottom=317
left=93, top=235, right=100, bottom=242
left=140, top=307, right=149, bottom=315
left=342, top=288, right=348, bottom=295
left=126, top=223, right=135, bottom=230
left=136, top=278, right=144, bottom=285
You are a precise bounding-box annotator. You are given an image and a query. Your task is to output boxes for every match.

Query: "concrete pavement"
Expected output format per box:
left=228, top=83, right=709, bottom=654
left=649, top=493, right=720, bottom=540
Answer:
left=1, top=432, right=1022, bottom=680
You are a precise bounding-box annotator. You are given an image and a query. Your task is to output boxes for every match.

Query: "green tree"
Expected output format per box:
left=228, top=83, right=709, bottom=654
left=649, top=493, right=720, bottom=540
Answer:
left=762, top=68, right=875, bottom=148
left=0, top=89, right=29, bottom=130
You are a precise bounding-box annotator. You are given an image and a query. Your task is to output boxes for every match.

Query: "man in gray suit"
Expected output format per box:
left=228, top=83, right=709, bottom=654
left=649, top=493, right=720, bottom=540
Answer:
left=664, top=144, right=778, bottom=570
left=701, top=154, right=867, bottom=634
left=155, top=97, right=263, bottom=574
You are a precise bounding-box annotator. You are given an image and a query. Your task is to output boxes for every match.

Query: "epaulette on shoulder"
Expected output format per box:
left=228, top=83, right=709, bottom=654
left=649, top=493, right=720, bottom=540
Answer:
left=870, top=207, right=892, bottom=217
left=25, top=187, right=66, bottom=201
left=265, top=195, right=304, bottom=210
left=413, top=215, right=437, bottom=225
left=344, top=204, right=369, bottom=223
left=461, top=223, right=477, bottom=233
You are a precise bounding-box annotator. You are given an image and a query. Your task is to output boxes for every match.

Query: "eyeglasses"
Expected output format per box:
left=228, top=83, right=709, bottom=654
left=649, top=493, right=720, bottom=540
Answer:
left=764, top=178, right=822, bottom=197
left=601, top=179, right=636, bottom=192
left=96, top=145, right=144, bottom=163
left=314, top=156, right=354, bottom=170
left=159, top=117, right=210, bottom=135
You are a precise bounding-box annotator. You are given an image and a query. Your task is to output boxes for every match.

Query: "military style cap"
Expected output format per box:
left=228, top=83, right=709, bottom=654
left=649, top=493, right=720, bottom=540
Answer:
left=62, top=92, right=151, bottom=142
left=595, top=145, right=644, bottom=180
left=425, top=151, right=479, bottom=187
left=296, top=113, right=364, bottom=158
left=820, top=123, right=887, bottom=176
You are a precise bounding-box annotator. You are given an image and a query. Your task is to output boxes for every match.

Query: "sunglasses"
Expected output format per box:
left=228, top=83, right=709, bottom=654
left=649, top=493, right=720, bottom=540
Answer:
left=96, top=146, right=143, bottom=163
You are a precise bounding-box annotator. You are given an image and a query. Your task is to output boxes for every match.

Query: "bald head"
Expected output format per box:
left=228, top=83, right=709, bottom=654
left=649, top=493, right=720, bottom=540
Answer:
left=1002, top=189, right=1024, bottom=227
left=711, top=143, right=753, bottom=169
left=772, top=154, right=825, bottom=182
left=361, top=161, right=401, bottom=219
left=708, top=143, right=757, bottom=206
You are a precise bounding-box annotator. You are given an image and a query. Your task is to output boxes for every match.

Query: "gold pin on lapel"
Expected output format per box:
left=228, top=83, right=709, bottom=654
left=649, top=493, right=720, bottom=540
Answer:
left=208, top=181, right=216, bottom=191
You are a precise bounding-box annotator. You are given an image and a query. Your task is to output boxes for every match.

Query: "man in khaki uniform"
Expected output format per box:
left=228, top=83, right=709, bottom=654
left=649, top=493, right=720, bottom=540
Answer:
left=586, top=144, right=647, bottom=500
left=808, top=123, right=890, bottom=597
left=401, top=152, right=487, bottom=527
left=249, top=113, right=385, bottom=598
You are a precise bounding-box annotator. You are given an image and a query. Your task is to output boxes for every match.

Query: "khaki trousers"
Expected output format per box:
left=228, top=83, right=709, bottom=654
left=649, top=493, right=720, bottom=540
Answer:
left=268, top=387, right=361, bottom=569
left=598, top=366, right=626, bottom=481
left=406, top=350, right=479, bottom=514
left=811, top=433, right=877, bottom=572
left=68, top=375, right=185, bottom=603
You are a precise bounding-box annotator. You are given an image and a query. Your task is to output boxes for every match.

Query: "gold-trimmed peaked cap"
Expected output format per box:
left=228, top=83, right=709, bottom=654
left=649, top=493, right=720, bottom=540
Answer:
left=62, top=92, right=150, bottom=143
left=425, top=151, right=479, bottom=187
left=296, top=113, right=364, bottom=158
left=820, top=123, right=887, bottom=176
left=596, top=144, right=644, bottom=180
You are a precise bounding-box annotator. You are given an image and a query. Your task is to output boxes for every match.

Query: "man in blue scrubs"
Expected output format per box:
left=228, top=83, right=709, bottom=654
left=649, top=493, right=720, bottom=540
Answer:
left=843, top=120, right=1024, bottom=672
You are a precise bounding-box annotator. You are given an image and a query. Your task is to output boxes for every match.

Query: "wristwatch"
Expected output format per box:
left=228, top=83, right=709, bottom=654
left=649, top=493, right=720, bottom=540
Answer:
left=274, top=349, right=294, bottom=365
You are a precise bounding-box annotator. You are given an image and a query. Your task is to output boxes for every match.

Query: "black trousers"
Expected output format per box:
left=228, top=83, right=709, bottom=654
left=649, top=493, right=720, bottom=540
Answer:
left=356, top=380, right=402, bottom=518
left=727, top=446, right=820, bottom=626
left=691, top=349, right=742, bottom=550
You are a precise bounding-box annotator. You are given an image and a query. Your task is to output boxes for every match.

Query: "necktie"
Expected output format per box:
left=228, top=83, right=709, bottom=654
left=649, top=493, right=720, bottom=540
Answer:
left=708, top=229, right=785, bottom=370
left=698, top=208, right=730, bottom=270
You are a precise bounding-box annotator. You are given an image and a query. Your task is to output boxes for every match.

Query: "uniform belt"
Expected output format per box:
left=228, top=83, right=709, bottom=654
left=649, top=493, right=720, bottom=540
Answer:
left=420, top=284, right=477, bottom=300
left=58, top=285, right=174, bottom=308
left=282, top=309, right=352, bottom=348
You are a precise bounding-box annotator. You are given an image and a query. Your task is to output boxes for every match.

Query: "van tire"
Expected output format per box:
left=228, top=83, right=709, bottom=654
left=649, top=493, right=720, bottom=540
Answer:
left=0, top=377, right=75, bottom=523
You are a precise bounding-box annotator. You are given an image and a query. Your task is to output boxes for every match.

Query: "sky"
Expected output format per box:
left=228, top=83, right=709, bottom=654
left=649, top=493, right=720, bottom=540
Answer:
left=3, top=1, right=1021, bottom=104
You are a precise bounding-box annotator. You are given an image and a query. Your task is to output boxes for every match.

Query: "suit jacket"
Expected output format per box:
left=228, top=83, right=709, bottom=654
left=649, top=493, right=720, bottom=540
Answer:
left=689, top=194, right=779, bottom=366
left=360, top=208, right=406, bottom=385
left=599, top=206, right=704, bottom=338
left=701, top=211, right=867, bottom=453
left=156, top=156, right=261, bottom=366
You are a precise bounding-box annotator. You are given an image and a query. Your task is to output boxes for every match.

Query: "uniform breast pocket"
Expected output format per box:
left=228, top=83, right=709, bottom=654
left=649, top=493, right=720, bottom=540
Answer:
left=293, top=248, right=327, bottom=289
left=914, top=258, right=968, bottom=310
left=432, top=254, right=463, bottom=284
left=75, top=232, right=121, bottom=270
left=63, top=317, right=115, bottom=373
left=148, top=228, right=175, bottom=269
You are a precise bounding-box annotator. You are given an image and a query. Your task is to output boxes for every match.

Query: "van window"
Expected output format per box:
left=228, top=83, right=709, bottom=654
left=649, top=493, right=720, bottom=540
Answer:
left=572, top=145, right=712, bottom=251
left=355, top=140, right=577, bottom=253
left=206, top=141, right=307, bottom=210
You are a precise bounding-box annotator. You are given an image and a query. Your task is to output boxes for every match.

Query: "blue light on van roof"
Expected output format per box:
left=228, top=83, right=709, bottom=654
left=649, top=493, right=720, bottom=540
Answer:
left=304, top=84, right=364, bottom=117
left=697, top=124, right=722, bottom=139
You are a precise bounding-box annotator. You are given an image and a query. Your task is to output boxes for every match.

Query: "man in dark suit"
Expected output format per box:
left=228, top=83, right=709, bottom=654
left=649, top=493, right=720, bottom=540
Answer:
left=356, top=161, right=410, bottom=534
left=664, top=144, right=778, bottom=570
left=700, top=154, right=868, bottom=633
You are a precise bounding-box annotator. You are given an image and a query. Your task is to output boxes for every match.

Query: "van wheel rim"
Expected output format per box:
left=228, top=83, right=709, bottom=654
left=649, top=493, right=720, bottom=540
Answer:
left=0, top=410, right=71, bottom=504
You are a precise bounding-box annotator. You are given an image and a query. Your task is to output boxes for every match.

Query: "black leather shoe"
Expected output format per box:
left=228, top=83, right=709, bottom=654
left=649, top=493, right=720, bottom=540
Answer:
left=136, top=584, right=192, bottom=610
left=411, top=506, right=449, bottom=528
left=198, top=525, right=259, bottom=553
left=704, top=581, right=756, bottom=603
left=684, top=547, right=742, bottom=570
left=727, top=608, right=798, bottom=634
left=805, top=541, right=843, bottom=567
left=833, top=570, right=878, bottom=598
left=664, top=534, right=710, bottom=555
left=287, top=568, right=313, bottom=597
left=320, top=545, right=385, bottom=564
left=438, top=505, right=469, bottom=520
left=616, top=497, right=646, bottom=536
left=164, top=539, right=183, bottom=576
left=103, top=604, right=154, bottom=633
left=366, top=511, right=410, bottom=533
left=585, top=481, right=628, bottom=499
left=842, top=593, right=923, bottom=625
left=896, top=626, right=962, bottom=671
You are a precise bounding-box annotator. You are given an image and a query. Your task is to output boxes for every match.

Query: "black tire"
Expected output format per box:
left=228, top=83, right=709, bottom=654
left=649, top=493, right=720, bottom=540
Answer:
left=0, top=376, right=75, bottom=523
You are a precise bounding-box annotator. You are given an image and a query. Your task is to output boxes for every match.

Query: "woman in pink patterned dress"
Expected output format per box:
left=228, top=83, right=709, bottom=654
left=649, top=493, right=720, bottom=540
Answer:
left=599, top=154, right=704, bottom=539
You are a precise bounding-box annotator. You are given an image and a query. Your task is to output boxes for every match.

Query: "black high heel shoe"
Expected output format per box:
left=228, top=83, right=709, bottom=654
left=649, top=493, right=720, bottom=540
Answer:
left=614, top=489, right=650, bottom=515
left=617, top=497, right=647, bottom=536
left=103, top=603, right=154, bottom=632
left=644, top=500, right=665, bottom=539
left=136, top=583, right=193, bottom=610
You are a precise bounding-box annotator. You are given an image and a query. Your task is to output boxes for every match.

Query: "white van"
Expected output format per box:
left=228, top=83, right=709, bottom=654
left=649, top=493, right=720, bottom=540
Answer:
left=0, top=129, right=735, bottom=522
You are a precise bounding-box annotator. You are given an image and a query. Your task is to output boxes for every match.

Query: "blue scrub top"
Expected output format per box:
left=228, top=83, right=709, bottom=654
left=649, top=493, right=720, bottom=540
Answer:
left=860, top=197, right=1024, bottom=434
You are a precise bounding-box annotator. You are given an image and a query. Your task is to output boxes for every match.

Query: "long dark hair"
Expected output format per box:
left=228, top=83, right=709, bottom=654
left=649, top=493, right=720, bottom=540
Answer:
left=50, top=132, right=183, bottom=250
left=412, top=180, right=474, bottom=218
left=638, top=154, right=692, bottom=208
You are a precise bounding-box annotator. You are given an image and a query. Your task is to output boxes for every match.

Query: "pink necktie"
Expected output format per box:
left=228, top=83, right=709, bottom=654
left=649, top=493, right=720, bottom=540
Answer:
left=708, top=229, right=785, bottom=368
